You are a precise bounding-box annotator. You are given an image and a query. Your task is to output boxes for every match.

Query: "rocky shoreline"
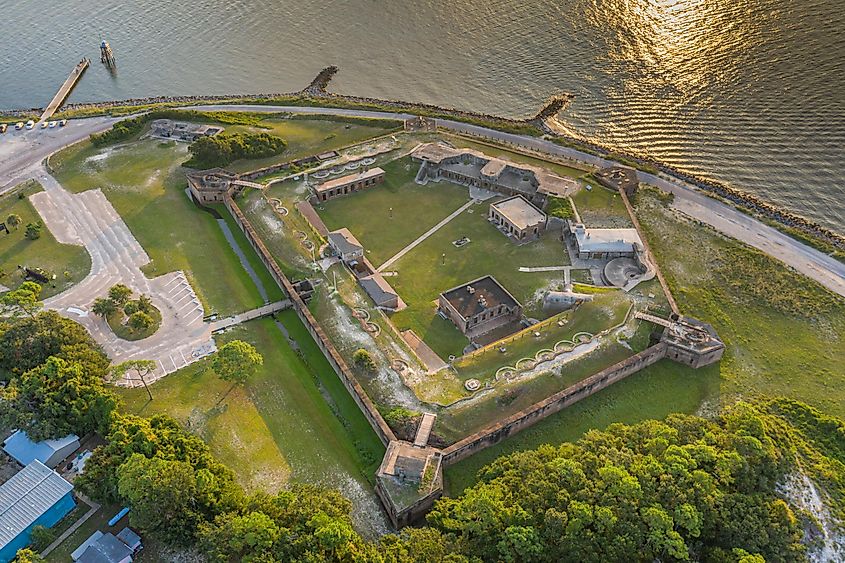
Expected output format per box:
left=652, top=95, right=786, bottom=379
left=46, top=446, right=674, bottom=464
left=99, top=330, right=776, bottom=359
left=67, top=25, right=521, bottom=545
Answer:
left=3, top=69, right=841, bottom=251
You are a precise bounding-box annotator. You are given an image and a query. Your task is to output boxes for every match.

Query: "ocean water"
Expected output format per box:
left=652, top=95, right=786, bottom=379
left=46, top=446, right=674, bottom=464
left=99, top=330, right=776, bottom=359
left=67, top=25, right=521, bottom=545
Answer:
left=2, top=0, right=843, bottom=232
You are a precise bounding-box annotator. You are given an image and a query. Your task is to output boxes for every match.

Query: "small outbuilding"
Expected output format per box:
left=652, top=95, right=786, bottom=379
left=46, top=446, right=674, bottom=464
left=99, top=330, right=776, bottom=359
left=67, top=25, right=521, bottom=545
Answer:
left=568, top=222, right=643, bottom=260
left=328, top=228, right=365, bottom=262
left=2, top=430, right=80, bottom=469
left=0, top=460, right=75, bottom=563
left=314, top=168, right=385, bottom=202
left=360, top=273, right=406, bottom=311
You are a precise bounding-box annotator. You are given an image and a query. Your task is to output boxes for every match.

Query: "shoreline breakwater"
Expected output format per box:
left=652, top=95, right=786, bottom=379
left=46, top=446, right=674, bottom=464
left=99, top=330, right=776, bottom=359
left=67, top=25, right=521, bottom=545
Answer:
left=4, top=65, right=841, bottom=251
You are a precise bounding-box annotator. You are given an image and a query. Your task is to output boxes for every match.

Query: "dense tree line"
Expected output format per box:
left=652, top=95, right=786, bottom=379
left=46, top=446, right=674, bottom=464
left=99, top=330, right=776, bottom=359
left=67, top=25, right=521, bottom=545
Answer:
left=185, top=132, right=287, bottom=168
left=2, top=306, right=841, bottom=562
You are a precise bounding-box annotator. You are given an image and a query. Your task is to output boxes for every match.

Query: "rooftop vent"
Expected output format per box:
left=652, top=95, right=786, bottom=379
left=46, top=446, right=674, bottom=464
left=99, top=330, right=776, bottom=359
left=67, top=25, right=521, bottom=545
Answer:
left=467, top=286, right=475, bottom=294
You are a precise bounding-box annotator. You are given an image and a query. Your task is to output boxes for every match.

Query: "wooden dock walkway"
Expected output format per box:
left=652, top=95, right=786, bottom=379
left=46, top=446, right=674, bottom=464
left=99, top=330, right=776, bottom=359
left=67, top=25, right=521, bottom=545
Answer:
left=210, top=300, right=291, bottom=332
left=40, top=58, right=90, bottom=122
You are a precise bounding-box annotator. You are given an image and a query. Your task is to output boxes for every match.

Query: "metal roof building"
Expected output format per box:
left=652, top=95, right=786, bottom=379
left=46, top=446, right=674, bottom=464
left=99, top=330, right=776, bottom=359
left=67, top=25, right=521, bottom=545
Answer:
left=0, top=460, right=75, bottom=563
left=3, top=431, right=80, bottom=469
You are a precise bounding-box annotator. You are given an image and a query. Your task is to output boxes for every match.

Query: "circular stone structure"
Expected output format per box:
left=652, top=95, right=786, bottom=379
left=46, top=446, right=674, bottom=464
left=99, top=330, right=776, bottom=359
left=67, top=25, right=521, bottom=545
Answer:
left=603, top=257, right=645, bottom=288
left=465, top=378, right=481, bottom=391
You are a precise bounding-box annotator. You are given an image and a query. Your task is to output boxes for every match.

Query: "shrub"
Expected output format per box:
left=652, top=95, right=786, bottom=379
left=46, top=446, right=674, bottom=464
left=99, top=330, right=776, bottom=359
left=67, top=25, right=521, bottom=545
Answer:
left=185, top=132, right=286, bottom=169
left=546, top=196, right=575, bottom=220
left=128, top=311, right=154, bottom=331
left=352, top=348, right=376, bottom=372
left=24, top=222, right=41, bottom=240
left=123, top=300, right=139, bottom=315
left=29, top=525, right=56, bottom=551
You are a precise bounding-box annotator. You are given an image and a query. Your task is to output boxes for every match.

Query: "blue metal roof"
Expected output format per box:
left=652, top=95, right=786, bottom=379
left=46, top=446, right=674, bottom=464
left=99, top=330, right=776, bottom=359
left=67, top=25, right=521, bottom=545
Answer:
left=2, top=431, right=79, bottom=466
left=0, top=460, right=74, bottom=551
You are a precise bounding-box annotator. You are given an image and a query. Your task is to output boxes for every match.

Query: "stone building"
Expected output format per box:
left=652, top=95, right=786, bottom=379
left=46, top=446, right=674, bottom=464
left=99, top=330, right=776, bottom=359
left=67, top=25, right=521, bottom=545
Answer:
left=489, top=196, right=547, bottom=242
left=150, top=119, right=223, bottom=142
left=186, top=168, right=237, bottom=204
left=314, top=168, right=385, bottom=202
left=662, top=316, right=725, bottom=368
left=412, top=143, right=577, bottom=207
left=439, top=275, right=522, bottom=338
left=359, top=273, right=404, bottom=311
left=327, top=228, right=364, bottom=262
left=568, top=222, right=643, bottom=260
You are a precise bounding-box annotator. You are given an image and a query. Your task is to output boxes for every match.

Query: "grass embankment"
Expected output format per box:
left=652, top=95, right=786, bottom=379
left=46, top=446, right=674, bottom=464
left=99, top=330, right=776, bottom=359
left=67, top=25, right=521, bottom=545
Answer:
left=445, top=187, right=845, bottom=493
left=570, top=183, right=631, bottom=227
left=118, top=313, right=384, bottom=494
left=447, top=136, right=588, bottom=179
left=0, top=181, right=90, bottom=297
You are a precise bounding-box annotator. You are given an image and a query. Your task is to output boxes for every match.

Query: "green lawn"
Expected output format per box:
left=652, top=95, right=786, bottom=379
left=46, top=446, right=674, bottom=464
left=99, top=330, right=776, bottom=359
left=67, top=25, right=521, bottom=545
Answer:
left=318, top=157, right=471, bottom=267
left=571, top=184, right=632, bottom=228
left=50, top=139, right=266, bottom=316
left=0, top=181, right=90, bottom=297
left=224, top=117, right=399, bottom=173
left=444, top=187, right=845, bottom=493
left=389, top=199, right=570, bottom=359
left=119, top=312, right=384, bottom=496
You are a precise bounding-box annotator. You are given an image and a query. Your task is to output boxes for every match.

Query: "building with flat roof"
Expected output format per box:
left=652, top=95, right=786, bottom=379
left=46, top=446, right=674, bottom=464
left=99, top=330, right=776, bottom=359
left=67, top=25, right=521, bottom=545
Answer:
left=568, top=222, right=643, bottom=260
left=411, top=143, right=578, bottom=206
left=186, top=168, right=237, bottom=204
left=0, top=460, right=75, bottom=563
left=489, top=196, right=547, bottom=242
left=327, top=228, right=364, bottom=262
left=662, top=316, right=725, bottom=368
left=438, top=275, right=522, bottom=338
left=314, top=168, right=385, bottom=202
left=150, top=119, right=223, bottom=143
left=2, top=431, right=79, bottom=469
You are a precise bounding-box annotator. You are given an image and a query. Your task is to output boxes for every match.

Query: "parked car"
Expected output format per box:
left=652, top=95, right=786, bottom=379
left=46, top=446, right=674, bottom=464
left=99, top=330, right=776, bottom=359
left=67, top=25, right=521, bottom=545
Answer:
left=15, top=122, right=24, bottom=130
left=25, top=120, right=35, bottom=129
left=0, top=124, right=7, bottom=134
left=48, top=121, right=57, bottom=128
left=59, top=119, right=68, bottom=127
left=40, top=121, right=48, bottom=129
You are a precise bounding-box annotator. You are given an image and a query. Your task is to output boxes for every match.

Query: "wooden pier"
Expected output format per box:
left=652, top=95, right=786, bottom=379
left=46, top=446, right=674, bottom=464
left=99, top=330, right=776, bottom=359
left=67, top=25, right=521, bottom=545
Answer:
left=39, top=58, right=90, bottom=122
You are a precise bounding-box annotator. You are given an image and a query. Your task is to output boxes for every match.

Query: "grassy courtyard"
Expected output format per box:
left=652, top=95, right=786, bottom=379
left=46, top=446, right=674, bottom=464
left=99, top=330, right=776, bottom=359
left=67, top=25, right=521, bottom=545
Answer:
left=0, top=181, right=91, bottom=297
left=444, top=187, right=845, bottom=493
left=388, top=198, right=570, bottom=359
left=318, top=157, right=471, bottom=267
left=570, top=183, right=632, bottom=227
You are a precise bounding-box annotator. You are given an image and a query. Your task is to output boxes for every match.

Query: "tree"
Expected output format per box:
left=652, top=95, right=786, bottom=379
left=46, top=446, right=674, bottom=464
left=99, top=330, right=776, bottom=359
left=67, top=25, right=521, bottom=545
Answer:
left=108, top=284, right=133, bottom=306
left=92, top=297, right=117, bottom=318
left=117, top=454, right=202, bottom=544
left=0, top=311, right=108, bottom=377
left=12, top=549, right=45, bottom=563
left=6, top=213, right=21, bottom=230
left=128, top=310, right=153, bottom=332
left=24, top=222, right=41, bottom=240
left=211, top=340, right=263, bottom=404
left=0, top=356, right=117, bottom=441
left=198, top=511, right=281, bottom=562
left=1, top=281, right=42, bottom=318
left=111, top=359, right=157, bottom=401
left=137, top=294, right=153, bottom=313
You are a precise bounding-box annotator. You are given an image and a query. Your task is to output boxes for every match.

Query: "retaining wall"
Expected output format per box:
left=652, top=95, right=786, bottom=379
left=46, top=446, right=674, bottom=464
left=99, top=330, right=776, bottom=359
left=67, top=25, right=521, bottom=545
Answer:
left=223, top=195, right=396, bottom=446
left=441, top=342, right=668, bottom=465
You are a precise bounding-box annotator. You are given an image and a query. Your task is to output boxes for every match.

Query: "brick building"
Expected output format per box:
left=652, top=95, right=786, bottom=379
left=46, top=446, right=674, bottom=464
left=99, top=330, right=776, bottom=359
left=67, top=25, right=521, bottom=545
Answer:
left=489, top=196, right=547, bottom=242
left=439, top=275, right=522, bottom=338
left=314, top=168, right=385, bottom=202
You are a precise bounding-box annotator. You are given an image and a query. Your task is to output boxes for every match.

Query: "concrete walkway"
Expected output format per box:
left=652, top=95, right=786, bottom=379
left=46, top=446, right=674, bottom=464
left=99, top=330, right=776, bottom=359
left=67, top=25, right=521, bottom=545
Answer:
left=30, top=168, right=215, bottom=385
left=40, top=493, right=100, bottom=558
left=377, top=199, right=476, bottom=272
left=211, top=300, right=291, bottom=332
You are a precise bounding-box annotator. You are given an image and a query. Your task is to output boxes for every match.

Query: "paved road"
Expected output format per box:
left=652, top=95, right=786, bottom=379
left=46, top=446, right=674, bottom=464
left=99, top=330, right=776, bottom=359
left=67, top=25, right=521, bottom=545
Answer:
left=30, top=167, right=215, bottom=384
left=188, top=104, right=845, bottom=298
left=0, top=116, right=120, bottom=193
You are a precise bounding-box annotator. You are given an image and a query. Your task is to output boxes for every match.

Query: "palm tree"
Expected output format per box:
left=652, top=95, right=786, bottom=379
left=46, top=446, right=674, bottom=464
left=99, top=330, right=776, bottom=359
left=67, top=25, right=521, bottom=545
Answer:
left=6, top=214, right=21, bottom=231
left=92, top=297, right=117, bottom=318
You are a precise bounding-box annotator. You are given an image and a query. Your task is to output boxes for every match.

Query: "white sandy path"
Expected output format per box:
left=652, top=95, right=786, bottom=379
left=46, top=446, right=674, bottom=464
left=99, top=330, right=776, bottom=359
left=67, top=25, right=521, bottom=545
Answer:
left=30, top=168, right=215, bottom=385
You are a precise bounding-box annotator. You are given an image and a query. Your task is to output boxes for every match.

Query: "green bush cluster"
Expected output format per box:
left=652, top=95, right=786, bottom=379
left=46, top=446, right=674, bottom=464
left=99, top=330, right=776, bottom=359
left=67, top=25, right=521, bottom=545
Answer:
left=185, top=132, right=287, bottom=169
left=546, top=196, right=575, bottom=220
